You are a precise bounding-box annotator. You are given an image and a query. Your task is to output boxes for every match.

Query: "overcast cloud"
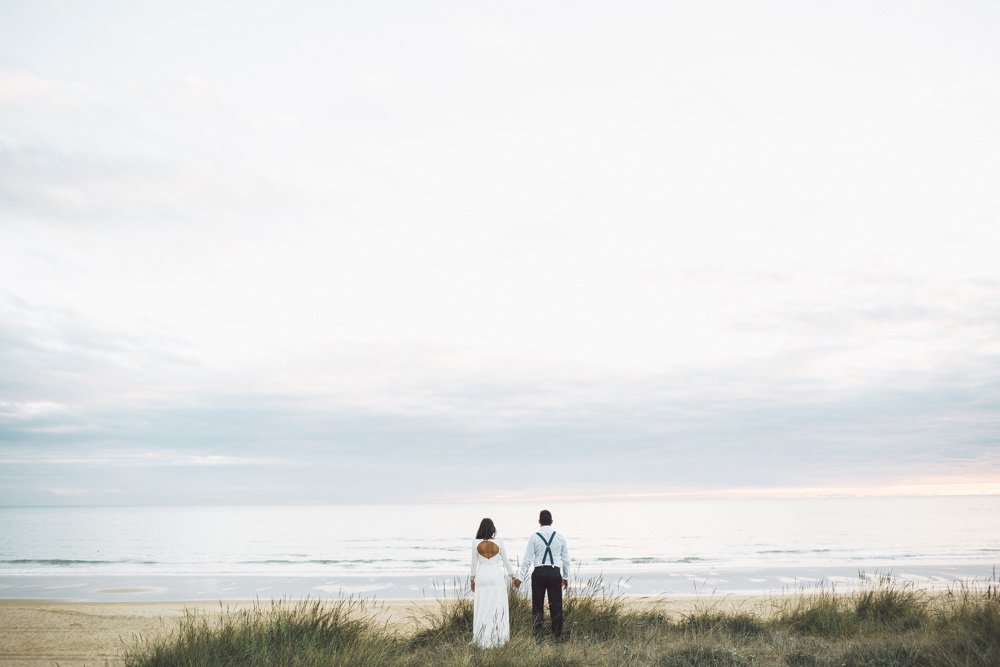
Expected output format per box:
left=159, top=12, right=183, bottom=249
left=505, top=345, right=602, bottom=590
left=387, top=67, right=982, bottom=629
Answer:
left=1, top=0, right=998, bottom=504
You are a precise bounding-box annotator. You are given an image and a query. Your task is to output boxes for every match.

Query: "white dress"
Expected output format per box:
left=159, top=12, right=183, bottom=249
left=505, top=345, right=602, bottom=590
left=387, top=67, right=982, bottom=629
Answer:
left=469, top=536, right=515, bottom=648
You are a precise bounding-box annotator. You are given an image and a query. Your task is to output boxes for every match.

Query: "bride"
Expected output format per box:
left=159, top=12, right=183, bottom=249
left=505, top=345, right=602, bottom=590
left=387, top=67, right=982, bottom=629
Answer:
left=469, top=517, right=515, bottom=647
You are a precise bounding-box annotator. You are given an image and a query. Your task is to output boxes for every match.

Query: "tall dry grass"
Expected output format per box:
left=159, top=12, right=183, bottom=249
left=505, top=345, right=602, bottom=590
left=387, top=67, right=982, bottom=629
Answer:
left=122, top=573, right=1000, bottom=666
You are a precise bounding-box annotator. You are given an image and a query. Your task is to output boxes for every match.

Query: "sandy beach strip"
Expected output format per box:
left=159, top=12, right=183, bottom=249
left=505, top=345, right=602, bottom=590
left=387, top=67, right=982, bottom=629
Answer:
left=0, top=595, right=778, bottom=667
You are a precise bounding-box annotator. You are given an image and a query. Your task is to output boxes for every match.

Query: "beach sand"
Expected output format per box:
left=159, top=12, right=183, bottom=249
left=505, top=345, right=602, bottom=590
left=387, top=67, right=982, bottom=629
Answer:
left=0, top=595, right=778, bottom=666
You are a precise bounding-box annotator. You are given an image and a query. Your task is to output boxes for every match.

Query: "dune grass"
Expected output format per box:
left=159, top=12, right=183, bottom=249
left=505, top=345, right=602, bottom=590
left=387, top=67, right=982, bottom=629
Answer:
left=121, top=574, right=1000, bottom=666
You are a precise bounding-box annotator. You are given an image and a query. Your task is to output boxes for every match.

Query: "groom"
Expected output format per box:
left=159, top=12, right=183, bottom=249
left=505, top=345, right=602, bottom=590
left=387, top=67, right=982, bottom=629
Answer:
left=512, top=509, right=570, bottom=639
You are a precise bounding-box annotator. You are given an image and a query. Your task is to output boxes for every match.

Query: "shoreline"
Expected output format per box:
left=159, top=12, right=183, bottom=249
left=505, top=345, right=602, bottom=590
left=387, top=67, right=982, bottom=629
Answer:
left=1, top=562, right=995, bottom=603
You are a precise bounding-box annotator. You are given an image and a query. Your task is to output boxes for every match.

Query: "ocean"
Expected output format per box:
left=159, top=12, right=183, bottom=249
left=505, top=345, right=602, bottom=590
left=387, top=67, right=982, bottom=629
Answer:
left=1, top=497, right=998, bottom=601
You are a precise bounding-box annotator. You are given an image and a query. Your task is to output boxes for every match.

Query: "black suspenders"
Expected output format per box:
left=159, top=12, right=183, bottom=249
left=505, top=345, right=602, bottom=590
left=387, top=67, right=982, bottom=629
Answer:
left=536, top=531, right=557, bottom=565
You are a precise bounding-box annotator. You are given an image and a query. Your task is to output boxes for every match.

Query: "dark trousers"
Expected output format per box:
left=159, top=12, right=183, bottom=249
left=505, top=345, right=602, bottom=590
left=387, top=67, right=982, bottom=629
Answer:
left=531, top=566, right=563, bottom=637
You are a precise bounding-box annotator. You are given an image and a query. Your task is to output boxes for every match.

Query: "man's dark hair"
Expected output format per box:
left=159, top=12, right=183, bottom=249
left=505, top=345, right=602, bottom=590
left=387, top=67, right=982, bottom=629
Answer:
left=476, top=517, right=497, bottom=539
left=539, top=509, right=553, bottom=525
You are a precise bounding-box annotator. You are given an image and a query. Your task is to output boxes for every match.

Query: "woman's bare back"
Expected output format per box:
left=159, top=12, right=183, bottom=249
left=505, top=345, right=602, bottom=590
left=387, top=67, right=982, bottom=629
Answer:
left=477, top=540, right=500, bottom=558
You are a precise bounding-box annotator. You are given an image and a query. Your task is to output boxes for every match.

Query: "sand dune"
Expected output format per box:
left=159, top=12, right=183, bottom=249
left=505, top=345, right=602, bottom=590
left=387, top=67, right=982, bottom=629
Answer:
left=0, top=595, right=767, bottom=666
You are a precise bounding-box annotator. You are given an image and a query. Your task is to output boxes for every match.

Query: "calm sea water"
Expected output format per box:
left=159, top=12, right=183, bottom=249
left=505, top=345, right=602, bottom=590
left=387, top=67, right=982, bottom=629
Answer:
left=2, top=497, right=998, bottom=599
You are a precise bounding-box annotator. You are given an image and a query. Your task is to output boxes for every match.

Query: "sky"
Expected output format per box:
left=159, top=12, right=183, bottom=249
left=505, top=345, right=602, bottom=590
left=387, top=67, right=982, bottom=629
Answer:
left=1, top=0, right=998, bottom=505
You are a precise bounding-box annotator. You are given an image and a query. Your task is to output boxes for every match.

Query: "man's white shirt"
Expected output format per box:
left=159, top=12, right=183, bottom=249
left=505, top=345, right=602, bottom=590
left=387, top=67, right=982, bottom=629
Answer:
left=518, top=525, right=570, bottom=581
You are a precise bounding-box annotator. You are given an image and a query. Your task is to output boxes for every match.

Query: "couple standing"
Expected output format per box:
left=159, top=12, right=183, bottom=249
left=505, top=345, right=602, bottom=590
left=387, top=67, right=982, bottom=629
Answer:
left=469, top=509, right=570, bottom=648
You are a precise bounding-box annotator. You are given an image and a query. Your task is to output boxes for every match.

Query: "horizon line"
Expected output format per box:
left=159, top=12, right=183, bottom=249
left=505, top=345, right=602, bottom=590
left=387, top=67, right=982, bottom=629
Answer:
left=3, top=482, right=998, bottom=508
left=451, top=481, right=1000, bottom=504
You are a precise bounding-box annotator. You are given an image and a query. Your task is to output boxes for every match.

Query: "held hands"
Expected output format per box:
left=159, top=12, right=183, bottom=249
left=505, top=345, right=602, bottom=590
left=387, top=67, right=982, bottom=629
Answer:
left=476, top=578, right=524, bottom=591
left=505, top=577, right=560, bottom=590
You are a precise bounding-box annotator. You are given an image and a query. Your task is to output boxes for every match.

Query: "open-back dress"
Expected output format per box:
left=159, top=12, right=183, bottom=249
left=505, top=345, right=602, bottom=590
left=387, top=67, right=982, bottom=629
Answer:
left=469, top=536, right=515, bottom=647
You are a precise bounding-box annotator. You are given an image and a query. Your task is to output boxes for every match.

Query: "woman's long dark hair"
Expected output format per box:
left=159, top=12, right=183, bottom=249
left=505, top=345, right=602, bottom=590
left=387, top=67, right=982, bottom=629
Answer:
left=476, top=517, right=497, bottom=540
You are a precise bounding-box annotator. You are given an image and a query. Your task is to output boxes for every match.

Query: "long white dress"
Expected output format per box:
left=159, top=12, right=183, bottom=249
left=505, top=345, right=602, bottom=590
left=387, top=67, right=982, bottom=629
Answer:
left=470, top=536, right=515, bottom=648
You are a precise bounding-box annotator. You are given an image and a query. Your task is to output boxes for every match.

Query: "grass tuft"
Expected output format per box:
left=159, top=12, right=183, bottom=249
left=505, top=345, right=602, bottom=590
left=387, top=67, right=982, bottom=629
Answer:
left=681, top=609, right=767, bottom=640
left=852, top=573, right=928, bottom=631
left=563, top=577, right=665, bottom=641
left=122, top=598, right=399, bottom=666
left=777, top=590, right=857, bottom=637
left=657, top=645, right=753, bottom=666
